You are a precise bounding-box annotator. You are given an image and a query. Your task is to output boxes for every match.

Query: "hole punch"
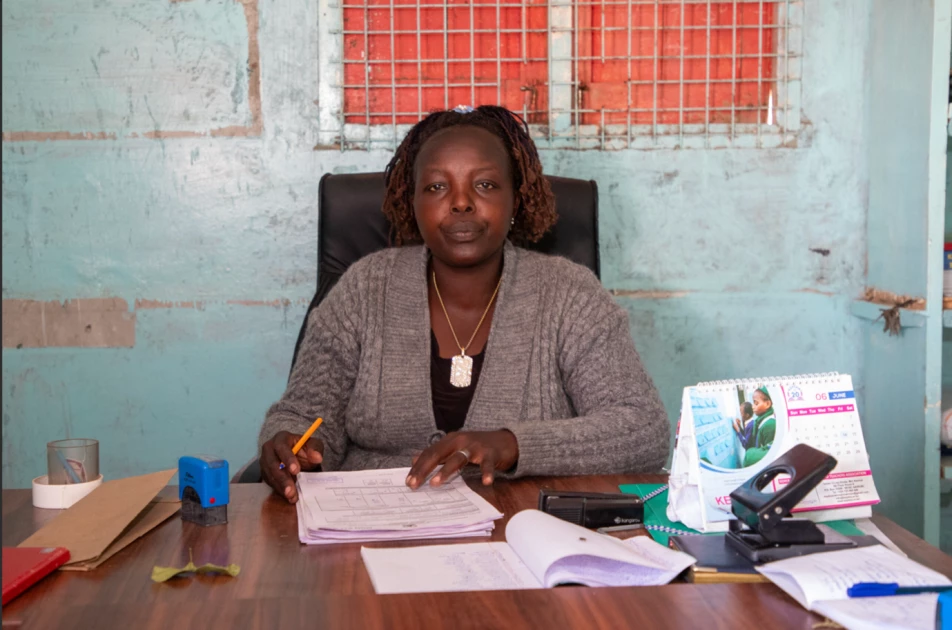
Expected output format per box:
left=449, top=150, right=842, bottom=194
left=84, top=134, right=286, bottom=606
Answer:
left=725, top=444, right=875, bottom=563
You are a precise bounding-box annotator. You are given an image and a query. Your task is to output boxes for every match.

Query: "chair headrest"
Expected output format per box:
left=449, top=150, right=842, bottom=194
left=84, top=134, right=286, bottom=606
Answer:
left=317, top=172, right=600, bottom=280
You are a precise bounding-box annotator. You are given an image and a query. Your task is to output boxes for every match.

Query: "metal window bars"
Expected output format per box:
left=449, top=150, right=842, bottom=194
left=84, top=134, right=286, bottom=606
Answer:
left=317, top=0, right=801, bottom=150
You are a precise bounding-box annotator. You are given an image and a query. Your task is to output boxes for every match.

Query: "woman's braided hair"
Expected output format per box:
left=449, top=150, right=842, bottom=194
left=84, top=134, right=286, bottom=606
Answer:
left=383, top=105, right=556, bottom=246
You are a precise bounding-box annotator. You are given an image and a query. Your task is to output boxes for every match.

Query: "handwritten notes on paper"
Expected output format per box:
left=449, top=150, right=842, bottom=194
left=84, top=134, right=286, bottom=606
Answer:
left=360, top=543, right=539, bottom=593
left=756, top=546, right=950, bottom=630
left=756, top=546, right=950, bottom=610
left=813, top=595, right=940, bottom=630
left=295, top=468, right=503, bottom=544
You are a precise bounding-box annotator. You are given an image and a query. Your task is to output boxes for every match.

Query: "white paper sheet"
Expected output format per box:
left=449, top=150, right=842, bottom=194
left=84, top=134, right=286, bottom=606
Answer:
left=812, top=594, right=939, bottom=630
left=295, top=467, right=503, bottom=544
left=756, top=546, right=951, bottom=610
left=361, top=543, right=540, bottom=594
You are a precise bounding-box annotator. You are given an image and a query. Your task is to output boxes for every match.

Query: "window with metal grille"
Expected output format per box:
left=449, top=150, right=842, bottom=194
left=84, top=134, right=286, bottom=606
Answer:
left=317, top=0, right=801, bottom=150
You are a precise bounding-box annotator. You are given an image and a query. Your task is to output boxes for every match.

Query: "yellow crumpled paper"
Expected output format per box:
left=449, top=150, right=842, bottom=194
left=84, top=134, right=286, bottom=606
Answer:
left=151, top=549, right=240, bottom=583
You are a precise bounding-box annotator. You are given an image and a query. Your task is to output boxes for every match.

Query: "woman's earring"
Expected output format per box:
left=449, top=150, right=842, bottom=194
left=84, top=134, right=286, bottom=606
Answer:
left=511, top=217, right=515, bottom=226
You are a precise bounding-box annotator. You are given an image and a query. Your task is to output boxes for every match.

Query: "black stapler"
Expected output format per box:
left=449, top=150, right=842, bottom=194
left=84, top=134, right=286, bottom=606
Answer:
left=538, top=489, right=644, bottom=529
left=726, top=443, right=878, bottom=563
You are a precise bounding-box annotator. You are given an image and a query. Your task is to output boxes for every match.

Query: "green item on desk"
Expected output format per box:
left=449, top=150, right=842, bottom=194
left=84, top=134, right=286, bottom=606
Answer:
left=618, top=484, right=863, bottom=546
left=619, top=484, right=705, bottom=546
left=151, top=549, right=240, bottom=583
left=822, top=519, right=864, bottom=537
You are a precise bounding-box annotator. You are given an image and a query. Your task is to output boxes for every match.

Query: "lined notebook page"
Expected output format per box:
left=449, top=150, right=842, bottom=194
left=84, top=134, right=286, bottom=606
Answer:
left=360, top=543, right=539, bottom=594
left=361, top=510, right=696, bottom=594
left=506, top=510, right=694, bottom=587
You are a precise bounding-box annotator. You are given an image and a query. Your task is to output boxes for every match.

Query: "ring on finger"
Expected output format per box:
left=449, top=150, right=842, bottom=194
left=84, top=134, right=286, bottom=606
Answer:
left=455, top=448, right=472, bottom=463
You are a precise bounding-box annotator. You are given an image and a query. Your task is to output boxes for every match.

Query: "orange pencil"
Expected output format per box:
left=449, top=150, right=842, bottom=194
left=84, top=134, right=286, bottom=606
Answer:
left=279, top=417, right=323, bottom=470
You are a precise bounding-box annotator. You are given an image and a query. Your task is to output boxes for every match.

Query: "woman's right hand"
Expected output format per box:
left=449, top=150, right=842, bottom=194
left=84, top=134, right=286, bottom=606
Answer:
left=732, top=417, right=742, bottom=433
left=260, top=430, right=324, bottom=503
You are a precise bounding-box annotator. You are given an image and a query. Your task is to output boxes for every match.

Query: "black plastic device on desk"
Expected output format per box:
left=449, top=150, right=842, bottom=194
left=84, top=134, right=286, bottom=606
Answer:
left=538, top=489, right=644, bottom=529
left=725, top=443, right=877, bottom=563
left=670, top=444, right=880, bottom=578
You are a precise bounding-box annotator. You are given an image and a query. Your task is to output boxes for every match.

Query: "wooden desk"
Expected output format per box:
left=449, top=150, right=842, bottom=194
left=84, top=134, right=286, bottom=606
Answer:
left=3, top=474, right=950, bottom=629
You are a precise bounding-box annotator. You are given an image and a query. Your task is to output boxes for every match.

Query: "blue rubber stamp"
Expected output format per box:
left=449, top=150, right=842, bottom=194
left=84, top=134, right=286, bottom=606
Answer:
left=178, top=455, right=229, bottom=526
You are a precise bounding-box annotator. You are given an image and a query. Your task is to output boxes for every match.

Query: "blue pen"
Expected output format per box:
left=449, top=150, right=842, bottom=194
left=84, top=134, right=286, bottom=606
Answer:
left=938, top=591, right=951, bottom=630
left=54, top=449, right=83, bottom=484
left=846, top=582, right=952, bottom=598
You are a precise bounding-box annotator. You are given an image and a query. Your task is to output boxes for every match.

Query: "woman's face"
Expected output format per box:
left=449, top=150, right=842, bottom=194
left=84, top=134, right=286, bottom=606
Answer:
left=412, top=125, right=515, bottom=269
left=752, top=391, right=771, bottom=416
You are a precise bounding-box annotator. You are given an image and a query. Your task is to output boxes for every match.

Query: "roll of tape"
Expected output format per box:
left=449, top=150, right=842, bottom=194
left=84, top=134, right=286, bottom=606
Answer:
left=32, top=474, right=103, bottom=509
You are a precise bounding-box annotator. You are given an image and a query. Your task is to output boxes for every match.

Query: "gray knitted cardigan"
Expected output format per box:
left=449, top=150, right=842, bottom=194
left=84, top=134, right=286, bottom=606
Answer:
left=258, top=240, right=670, bottom=477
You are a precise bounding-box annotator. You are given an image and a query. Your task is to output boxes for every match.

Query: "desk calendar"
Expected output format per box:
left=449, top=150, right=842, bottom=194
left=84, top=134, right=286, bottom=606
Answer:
left=666, top=373, right=880, bottom=533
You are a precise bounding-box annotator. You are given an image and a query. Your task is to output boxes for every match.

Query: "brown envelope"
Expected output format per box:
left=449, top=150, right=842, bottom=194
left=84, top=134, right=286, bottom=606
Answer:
left=18, top=469, right=181, bottom=571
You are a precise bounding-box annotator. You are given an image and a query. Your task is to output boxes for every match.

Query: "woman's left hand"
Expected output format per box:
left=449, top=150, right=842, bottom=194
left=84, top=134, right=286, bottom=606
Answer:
left=406, top=430, right=519, bottom=489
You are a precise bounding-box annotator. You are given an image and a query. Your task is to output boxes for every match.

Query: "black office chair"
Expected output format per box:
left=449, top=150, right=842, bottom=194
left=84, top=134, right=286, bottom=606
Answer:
left=235, top=172, right=599, bottom=483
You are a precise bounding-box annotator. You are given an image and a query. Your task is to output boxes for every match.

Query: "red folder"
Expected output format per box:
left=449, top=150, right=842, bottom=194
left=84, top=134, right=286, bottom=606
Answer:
left=2, top=547, right=70, bottom=605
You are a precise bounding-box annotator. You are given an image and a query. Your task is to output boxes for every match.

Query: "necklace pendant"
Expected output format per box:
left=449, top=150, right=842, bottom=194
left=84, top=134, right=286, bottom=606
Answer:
left=449, top=354, right=474, bottom=388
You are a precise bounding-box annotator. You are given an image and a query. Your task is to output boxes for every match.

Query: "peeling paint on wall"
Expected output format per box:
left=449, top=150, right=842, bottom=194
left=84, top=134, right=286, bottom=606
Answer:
left=2, top=298, right=135, bottom=348
left=134, top=299, right=204, bottom=310
left=863, top=287, right=927, bottom=310
left=1, top=131, right=118, bottom=142
left=226, top=298, right=307, bottom=307
left=134, top=298, right=308, bottom=309
left=0, top=296, right=311, bottom=350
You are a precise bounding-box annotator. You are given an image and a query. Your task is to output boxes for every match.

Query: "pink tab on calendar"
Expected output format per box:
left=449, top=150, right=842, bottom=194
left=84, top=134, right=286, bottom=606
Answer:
left=788, top=404, right=855, bottom=416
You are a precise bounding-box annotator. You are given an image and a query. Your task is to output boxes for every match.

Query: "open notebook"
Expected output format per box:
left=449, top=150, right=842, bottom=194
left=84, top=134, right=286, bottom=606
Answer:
left=360, top=509, right=695, bottom=594
left=756, top=546, right=951, bottom=630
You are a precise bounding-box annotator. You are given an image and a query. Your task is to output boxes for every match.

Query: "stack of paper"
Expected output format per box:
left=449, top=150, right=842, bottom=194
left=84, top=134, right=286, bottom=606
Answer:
left=294, top=467, right=503, bottom=544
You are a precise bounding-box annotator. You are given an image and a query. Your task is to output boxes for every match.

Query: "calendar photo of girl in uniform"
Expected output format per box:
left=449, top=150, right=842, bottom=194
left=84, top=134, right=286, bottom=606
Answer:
left=733, top=386, right=778, bottom=467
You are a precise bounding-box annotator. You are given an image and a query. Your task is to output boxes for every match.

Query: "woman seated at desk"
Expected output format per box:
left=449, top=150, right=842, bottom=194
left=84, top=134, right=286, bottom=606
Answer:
left=258, top=105, right=669, bottom=503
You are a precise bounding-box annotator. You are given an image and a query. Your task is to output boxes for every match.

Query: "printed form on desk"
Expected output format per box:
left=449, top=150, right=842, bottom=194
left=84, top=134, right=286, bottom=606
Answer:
left=360, top=509, right=695, bottom=594
left=756, top=546, right=950, bottom=630
left=295, top=467, right=503, bottom=544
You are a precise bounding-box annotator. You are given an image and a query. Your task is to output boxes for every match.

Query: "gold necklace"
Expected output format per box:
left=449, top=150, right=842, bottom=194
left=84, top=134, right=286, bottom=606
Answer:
left=432, top=270, right=502, bottom=388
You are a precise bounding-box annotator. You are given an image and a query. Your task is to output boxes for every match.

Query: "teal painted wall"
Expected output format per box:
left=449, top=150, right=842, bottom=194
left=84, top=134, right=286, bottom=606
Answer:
left=862, top=0, right=934, bottom=541
left=2, top=1, right=870, bottom=488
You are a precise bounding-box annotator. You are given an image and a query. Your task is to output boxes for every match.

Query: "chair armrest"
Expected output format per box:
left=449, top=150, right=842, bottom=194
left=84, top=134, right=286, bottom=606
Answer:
left=232, top=456, right=263, bottom=483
